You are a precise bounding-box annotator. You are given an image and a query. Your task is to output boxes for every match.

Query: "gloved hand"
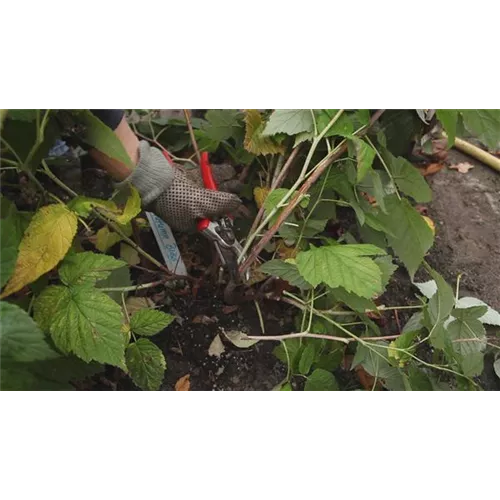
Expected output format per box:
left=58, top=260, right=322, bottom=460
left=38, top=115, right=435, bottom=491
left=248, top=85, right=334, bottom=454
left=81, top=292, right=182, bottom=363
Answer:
left=119, top=141, right=242, bottom=231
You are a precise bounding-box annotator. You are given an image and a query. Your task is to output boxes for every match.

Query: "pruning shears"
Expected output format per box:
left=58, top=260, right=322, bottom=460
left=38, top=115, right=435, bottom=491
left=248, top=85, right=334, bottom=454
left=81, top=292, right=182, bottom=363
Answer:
left=196, top=152, right=249, bottom=286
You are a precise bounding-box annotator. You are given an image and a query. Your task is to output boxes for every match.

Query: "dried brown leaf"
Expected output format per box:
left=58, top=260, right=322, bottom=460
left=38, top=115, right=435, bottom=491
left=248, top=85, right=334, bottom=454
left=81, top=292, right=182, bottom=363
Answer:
left=175, top=374, right=191, bottom=391
left=449, top=162, right=475, bottom=174
left=192, top=315, right=218, bottom=325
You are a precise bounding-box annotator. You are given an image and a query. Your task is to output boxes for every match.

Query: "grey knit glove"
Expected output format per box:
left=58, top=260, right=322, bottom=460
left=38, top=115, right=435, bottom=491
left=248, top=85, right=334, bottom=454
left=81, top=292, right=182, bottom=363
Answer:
left=120, top=141, right=242, bottom=232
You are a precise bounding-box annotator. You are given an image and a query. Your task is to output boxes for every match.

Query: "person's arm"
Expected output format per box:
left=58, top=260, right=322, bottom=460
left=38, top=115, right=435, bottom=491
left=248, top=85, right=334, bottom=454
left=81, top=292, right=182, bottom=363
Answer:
left=87, top=110, right=241, bottom=232
left=88, top=111, right=139, bottom=180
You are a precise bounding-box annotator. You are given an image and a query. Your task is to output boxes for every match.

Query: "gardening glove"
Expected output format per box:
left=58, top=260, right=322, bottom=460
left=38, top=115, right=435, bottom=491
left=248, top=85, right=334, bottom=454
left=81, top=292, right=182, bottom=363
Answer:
left=119, top=140, right=242, bottom=232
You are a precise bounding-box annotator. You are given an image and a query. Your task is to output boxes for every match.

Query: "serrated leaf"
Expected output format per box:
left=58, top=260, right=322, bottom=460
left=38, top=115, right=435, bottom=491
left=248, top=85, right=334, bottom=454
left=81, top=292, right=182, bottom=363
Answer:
left=1, top=204, right=77, bottom=298
left=96, top=265, right=131, bottom=303
left=120, top=243, right=140, bottom=266
left=293, top=131, right=314, bottom=147
left=460, top=352, right=484, bottom=377
left=130, top=309, right=175, bottom=337
left=403, top=312, right=424, bottom=333
left=451, top=306, right=488, bottom=320
left=315, top=110, right=354, bottom=137
left=0, top=301, right=58, bottom=362
left=350, top=137, right=376, bottom=182
left=67, top=196, right=118, bottom=218
left=203, top=109, right=242, bottom=141
left=76, top=110, right=134, bottom=168
left=388, top=330, right=418, bottom=366
left=244, top=109, right=285, bottom=155
left=126, top=338, right=166, bottom=390
left=259, top=259, right=312, bottom=290
left=59, top=252, right=126, bottom=286
left=427, top=269, right=455, bottom=325
left=33, top=284, right=70, bottom=332
left=296, top=244, right=386, bottom=298
left=0, top=215, right=22, bottom=288
left=94, top=226, right=123, bottom=252
left=407, top=365, right=433, bottom=391
left=447, top=314, right=486, bottom=356
left=304, top=368, right=339, bottom=391
left=455, top=297, right=500, bottom=326
left=46, top=285, right=126, bottom=368
left=263, top=110, right=314, bottom=136
left=374, top=255, right=397, bottom=292
left=375, top=196, right=434, bottom=279
left=330, top=287, right=376, bottom=313
left=383, top=151, right=432, bottom=202
left=298, top=344, right=316, bottom=375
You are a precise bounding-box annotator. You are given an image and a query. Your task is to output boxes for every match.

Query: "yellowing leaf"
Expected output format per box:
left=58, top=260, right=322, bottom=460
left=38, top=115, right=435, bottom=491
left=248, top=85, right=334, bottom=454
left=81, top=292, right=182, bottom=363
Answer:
left=115, top=186, right=141, bottom=224
left=1, top=204, right=77, bottom=298
left=95, top=226, right=123, bottom=252
left=120, top=243, right=140, bottom=266
left=244, top=110, right=285, bottom=155
left=422, top=216, right=435, bottom=235
left=253, top=186, right=271, bottom=209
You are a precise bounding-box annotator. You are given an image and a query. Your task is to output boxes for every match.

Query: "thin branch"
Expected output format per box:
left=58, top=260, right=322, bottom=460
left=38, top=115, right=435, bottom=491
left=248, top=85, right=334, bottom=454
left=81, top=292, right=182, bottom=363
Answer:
left=100, top=280, right=165, bottom=293
left=246, top=331, right=400, bottom=344
left=240, top=110, right=385, bottom=274
left=183, top=109, right=201, bottom=164
left=244, top=146, right=302, bottom=246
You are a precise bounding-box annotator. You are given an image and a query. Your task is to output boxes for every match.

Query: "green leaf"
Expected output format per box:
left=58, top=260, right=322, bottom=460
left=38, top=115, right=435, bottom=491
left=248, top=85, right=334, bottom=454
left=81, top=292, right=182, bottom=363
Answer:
left=0, top=215, right=22, bottom=288
left=59, top=252, right=126, bottom=286
left=304, top=368, right=339, bottom=391
left=41, top=285, right=126, bottom=368
left=316, top=110, right=354, bottom=137
left=263, top=110, right=314, bottom=136
left=383, top=151, right=432, bottom=202
left=298, top=344, right=316, bottom=375
left=67, top=196, right=118, bottom=218
left=455, top=297, right=500, bottom=326
left=436, top=110, right=458, bottom=147
left=126, top=338, right=166, bottom=390
left=451, top=306, right=488, bottom=320
left=76, top=110, right=134, bottom=169
left=407, top=365, right=433, bottom=391
left=296, top=244, right=386, bottom=298
left=460, top=352, right=484, bottom=377
left=203, top=110, right=242, bottom=141
left=388, top=330, right=418, bottom=366
left=96, top=265, right=131, bottom=303
left=375, top=196, right=434, bottom=279
left=350, top=137, right=376, bottom=182
left=330, top=287, right=376, bottom=313
left=403, top=312, right=424, bottom=333
left=447, top=312, right=486, bottom=356
left=273, top=338, right=303, bottom=373
left=33, top=285, right=69, bottom=332
left=314, top=349, right=344, bottom=372
left=460, top=109, right=500, bottom=150
left=427, top=269, right=455, bottom=325
left=374, top=255, right=398, bottom=292
left=0, top=301, right=58, bottom=362
left=259, top=260, right=312, bottom=290
left=130, top=309, right=175, bottom=337
left=7, top=110, right=37, bottom=121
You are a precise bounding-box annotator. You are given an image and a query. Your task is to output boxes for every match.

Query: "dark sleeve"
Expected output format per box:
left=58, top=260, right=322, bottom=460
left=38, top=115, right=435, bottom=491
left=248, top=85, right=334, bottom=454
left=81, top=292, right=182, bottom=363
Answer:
left=90, top=110, right=125, bottom=131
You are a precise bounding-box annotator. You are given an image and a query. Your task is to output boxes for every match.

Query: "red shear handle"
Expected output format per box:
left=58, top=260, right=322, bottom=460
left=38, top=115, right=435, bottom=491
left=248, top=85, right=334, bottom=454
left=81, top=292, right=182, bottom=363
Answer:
left=197, top=152, right=217, bottom=231
left=200, top=152, right=217, bottom=190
